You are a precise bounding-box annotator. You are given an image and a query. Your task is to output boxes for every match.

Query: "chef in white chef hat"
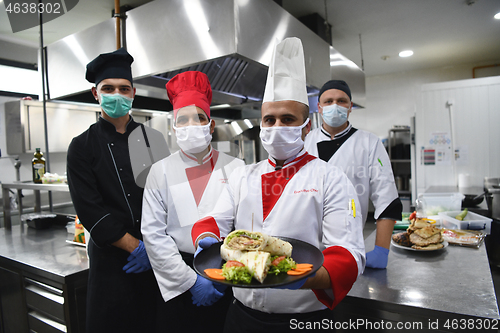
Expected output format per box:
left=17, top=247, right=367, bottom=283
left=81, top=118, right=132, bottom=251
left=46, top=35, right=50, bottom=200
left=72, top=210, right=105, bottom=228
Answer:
left=259, top=37, right=312, bottom=169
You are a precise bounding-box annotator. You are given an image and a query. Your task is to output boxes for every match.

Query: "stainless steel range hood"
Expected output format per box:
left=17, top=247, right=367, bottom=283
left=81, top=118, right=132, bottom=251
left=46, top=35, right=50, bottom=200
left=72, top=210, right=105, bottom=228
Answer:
left=46, top=0, right=365, bottom=112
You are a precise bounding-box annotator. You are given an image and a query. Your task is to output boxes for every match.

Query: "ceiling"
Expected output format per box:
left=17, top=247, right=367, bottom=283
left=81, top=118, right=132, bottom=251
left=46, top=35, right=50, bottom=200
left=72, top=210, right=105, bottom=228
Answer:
left=1, top=0, right=499, bottom=77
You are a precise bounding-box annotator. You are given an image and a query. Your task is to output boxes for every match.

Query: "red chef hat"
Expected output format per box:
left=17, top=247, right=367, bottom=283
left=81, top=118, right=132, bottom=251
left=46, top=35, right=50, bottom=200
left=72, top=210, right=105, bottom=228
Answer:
left=166, top=71, right=212, bottom=119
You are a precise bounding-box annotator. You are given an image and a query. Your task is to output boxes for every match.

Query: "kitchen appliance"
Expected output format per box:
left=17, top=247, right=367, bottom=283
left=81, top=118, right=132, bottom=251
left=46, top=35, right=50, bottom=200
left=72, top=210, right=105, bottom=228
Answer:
left=462, top=193, right=485, bottom=208
left=44, top=0, right=365, bottom=113
left=485, top=177, right=500, bottom=268
left=484, top=177, right=500, bottom=220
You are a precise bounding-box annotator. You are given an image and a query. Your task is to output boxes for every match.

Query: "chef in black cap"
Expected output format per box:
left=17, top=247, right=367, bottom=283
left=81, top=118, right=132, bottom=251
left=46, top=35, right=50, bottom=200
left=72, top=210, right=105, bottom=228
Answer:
left=304, top=79, right=402, bottom=270
left=67, top=48, right=158, bottom=333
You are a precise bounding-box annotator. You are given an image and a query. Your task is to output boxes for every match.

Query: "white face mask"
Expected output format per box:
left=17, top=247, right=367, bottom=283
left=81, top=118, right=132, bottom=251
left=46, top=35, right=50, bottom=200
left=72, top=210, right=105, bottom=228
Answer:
left=173, top=123, right=212, bottom=154
left=320, top=103, right=349, bottom=127
left=259, top=118, right=310, bottom=161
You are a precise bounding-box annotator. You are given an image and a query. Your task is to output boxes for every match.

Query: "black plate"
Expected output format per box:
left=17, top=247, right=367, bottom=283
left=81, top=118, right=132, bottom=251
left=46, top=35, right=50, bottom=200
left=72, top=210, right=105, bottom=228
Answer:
left=193, top=236, right=324, bottom=288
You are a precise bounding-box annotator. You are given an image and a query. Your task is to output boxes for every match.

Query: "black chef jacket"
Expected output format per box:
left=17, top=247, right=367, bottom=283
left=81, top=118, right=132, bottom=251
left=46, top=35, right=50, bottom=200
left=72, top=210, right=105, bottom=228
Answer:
left=67, top=116, right=143, bottom=247
left=67, top=116, right=158, bottom=333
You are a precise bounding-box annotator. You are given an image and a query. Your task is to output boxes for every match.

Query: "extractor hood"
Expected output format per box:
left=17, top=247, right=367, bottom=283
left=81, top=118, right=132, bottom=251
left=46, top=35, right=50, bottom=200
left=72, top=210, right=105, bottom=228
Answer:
left=46, top=0, right=365, bottom=113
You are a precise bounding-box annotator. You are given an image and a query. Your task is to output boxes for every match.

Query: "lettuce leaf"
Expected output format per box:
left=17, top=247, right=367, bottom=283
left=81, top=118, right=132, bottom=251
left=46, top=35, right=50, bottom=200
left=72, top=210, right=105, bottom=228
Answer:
left=268, top=256, right=296, bottom=275
left=222, top=263, right=253, bottom=283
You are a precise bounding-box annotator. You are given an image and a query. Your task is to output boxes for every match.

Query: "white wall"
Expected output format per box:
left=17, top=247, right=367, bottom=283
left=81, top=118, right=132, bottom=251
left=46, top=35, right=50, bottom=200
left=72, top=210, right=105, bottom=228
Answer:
left=417, top=76, right=500, bottom=193
left=346, top=60, right=499, bottom=205
left=349, top=62, right=489, bottom=139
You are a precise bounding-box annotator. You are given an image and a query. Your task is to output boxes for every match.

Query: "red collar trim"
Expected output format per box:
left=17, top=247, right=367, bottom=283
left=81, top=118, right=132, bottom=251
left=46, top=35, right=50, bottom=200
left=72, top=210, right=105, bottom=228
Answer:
left=267, top=150, right=308, bottom=169
left=261, top=152, right=316, bottom=221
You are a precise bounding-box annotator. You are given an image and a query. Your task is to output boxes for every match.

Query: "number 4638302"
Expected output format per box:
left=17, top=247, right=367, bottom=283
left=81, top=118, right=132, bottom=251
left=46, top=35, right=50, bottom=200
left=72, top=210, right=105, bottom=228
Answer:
left=444, top=318, right=498, bottom=330
left=5, top=2, right=61, bottom=14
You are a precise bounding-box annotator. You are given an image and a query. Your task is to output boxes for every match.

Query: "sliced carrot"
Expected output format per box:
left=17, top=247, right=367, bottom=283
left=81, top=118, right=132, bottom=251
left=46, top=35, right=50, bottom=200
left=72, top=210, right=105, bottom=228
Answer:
left=287, top=269, right=311, bottom=275
left=204, top=269, right=226, bottom=280
left=295, top=263, right=313, bottom=270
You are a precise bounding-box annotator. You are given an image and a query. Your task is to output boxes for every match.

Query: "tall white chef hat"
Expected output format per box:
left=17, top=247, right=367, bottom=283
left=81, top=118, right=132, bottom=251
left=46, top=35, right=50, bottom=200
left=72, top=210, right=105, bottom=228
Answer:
left=262, top=37, right=308, bottom=106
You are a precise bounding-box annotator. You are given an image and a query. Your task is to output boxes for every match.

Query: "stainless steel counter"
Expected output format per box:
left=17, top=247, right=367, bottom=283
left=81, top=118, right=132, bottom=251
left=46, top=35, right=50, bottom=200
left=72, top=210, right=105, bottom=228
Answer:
left=335, top=230, right=500, bottom=331
left=0, top=224, right=88, bottom=283
left=0, top=225, right=89, bottom=332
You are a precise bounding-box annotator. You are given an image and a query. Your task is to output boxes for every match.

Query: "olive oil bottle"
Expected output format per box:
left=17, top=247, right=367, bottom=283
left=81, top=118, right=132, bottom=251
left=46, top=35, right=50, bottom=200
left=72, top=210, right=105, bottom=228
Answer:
left=32, top=148, right=46, bottom=183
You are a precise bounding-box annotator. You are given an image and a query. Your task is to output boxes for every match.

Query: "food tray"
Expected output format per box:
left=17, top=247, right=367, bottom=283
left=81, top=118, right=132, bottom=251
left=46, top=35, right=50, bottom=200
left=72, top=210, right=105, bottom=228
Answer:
left=441, top=229, right=486, bottom=248
left=418, top=193, right=464, bottom=216
left=438, top=211, right=492, bottom=235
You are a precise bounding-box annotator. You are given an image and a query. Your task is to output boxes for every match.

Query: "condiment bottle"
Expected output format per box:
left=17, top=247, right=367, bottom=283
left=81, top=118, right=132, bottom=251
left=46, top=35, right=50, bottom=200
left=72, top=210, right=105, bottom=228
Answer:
left=32, top=148, right=46, bottom=183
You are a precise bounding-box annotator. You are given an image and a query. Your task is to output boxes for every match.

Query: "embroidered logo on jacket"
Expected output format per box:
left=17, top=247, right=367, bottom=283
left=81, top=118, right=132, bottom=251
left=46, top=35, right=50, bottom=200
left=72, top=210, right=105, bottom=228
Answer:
left=293, top=188, right=319, bottom=194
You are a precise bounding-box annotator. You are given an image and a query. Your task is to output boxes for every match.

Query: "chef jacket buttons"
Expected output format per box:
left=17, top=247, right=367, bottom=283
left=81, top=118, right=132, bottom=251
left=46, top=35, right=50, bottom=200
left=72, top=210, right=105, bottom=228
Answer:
left=119, top=168, right=123, bottom=171
left=110, top=143, right=114, bottom=146
left=127, top=193, right=130, bottom=197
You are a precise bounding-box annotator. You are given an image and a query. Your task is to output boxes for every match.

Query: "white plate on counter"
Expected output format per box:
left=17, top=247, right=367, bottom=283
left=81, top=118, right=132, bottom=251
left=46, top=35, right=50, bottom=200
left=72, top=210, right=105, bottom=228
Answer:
left=391, top=239, right=448, bottom=252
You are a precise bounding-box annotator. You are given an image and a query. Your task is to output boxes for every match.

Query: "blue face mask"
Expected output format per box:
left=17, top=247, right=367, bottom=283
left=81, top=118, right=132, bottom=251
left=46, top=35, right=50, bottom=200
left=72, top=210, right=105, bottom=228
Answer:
left=100, top=93, right=134, bottom=118
left=320, top=103, right=349, bottom=127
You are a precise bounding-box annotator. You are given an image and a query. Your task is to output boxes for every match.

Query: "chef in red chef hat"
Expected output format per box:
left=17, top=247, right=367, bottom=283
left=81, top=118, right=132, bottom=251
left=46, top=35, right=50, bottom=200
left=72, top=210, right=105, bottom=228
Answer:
left=141, top=71, right=245, bottom=331
left=167, top=71, right=215, bottom=162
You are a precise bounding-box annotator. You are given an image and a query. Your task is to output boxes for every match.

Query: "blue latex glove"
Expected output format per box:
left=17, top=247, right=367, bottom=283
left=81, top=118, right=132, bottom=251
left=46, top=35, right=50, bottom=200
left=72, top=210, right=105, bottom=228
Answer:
left=123, top=240, right=152, bottom=274
left=214, top=282, right=228, bottom=293
left=190, top=275, right=224, bottom=306
left=194, top=237, right=219, bottom=257
left=275, top=272, right=316, bottom=290
left=365, top=245, right=389, bottom=269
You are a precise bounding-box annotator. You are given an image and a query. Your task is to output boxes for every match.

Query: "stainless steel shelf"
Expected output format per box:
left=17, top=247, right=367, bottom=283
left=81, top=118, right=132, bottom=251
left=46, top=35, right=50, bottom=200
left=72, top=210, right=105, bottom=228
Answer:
left=1, top=181, right=69, bottom=230
left=2, top=181, right=69, bottom=192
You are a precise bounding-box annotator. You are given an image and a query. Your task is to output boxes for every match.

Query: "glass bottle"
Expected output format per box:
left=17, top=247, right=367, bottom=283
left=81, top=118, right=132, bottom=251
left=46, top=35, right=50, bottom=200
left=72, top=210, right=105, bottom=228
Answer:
left=32, top=148, right=46, bottom=183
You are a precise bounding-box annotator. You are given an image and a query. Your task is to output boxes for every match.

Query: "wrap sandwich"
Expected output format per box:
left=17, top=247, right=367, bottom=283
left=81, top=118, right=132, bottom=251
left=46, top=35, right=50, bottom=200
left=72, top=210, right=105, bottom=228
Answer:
left=221, top=244, right=271, bottom=283
left=224, top=230, right=268, bottom=251
left=262, top=236, right=293, bottom=257
left=224, top=229, right=293, bottom=257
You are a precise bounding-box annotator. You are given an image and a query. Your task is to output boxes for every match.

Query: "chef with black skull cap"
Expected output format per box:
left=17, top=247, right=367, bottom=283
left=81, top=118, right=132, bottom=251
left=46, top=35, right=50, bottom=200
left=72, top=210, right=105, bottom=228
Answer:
left=67, top=48, right=158, bottom=333
left=304, top=79, right=402, bottom=269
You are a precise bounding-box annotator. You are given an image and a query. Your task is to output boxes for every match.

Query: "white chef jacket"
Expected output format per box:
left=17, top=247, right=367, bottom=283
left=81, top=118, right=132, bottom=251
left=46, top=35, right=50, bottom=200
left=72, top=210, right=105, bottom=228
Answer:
left=141, top=148, right=245, bottom=302
left=192, top=150, right=365, bottom=313
left=304, top=124, right=400, bottom=226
